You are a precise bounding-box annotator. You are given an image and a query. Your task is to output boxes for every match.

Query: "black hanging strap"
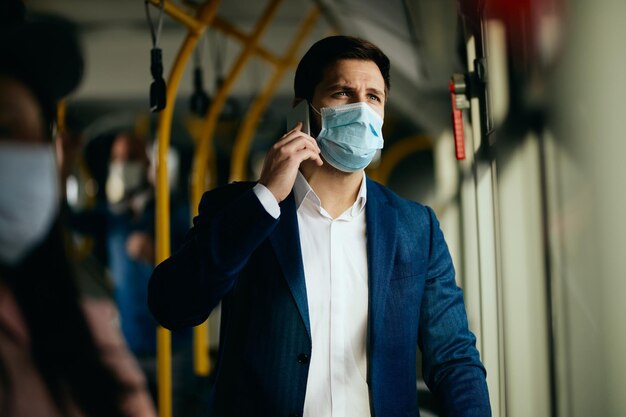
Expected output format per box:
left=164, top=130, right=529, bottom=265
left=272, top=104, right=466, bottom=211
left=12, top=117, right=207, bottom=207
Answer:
left=190, top=34, right=210, bottom=116
left=145, top=0, right=166, bottom=112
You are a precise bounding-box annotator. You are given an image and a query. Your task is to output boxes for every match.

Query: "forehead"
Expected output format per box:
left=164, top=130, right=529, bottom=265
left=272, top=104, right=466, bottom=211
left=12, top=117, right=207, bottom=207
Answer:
left=110, top=133, right=147, bottom=161
left=317, top=59, right=385, bottom=93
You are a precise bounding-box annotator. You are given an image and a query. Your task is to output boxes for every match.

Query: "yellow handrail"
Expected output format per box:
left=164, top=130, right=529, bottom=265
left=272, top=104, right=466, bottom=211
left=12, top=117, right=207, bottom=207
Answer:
left=229, top=7, right=320, bottom=182
left=150, top=0, right=289, bottom=67
left=153, top=1, right=220, bottom=416
left=191, top=0, right=283, bottom=211
left=212, top=17, right=283, bottom=66
left=188, top=1, right=283, bottom=382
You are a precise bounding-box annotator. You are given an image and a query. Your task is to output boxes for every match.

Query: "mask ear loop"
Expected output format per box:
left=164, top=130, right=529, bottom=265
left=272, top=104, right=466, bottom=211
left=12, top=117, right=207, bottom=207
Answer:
left=145, top=0, right=166, bottom=112
left=309, top=103, right=322, bottom=116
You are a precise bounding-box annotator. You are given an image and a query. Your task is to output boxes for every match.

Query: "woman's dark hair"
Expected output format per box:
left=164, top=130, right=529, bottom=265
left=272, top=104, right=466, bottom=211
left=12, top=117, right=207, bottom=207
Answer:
left=294, top=35, right=391, bottom=102
left=0, top=220, right=128, bottom=417
left=0, top=0, right=84, bottom=139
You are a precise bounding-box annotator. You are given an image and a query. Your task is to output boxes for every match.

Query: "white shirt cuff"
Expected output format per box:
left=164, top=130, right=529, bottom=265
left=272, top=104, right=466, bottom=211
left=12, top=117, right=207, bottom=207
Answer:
left=253, top=183, right=281, bottom=219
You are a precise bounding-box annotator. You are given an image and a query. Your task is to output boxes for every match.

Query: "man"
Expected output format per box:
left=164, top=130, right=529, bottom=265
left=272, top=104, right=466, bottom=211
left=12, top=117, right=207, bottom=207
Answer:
left=148, top=36, right=491, bottom=417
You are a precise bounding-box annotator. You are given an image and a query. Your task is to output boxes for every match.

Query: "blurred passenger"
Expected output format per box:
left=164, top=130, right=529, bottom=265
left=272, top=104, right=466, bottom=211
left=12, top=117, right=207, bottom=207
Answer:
left=63, top=129, right=195, bottom=415
left=0, top=1, right=156, bottom=416
left=105, top=132, right=195, bottom=416
left=104, top=131, right=157, bottom=356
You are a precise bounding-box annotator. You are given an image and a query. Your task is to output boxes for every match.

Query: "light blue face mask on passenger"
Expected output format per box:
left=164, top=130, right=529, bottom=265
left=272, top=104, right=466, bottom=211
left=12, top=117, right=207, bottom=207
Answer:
left=314, top=102, right=384, bottom=172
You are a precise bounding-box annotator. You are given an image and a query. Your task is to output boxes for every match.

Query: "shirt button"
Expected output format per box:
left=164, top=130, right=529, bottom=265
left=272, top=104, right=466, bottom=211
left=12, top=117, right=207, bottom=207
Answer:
left=297, top=353, right=310, bottom=364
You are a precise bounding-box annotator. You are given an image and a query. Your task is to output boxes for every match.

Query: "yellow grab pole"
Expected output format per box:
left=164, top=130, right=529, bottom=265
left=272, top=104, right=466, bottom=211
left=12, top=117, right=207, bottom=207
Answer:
left=191, top=0, right=284, bottom=210
left=212, top=17, right=283, bottom=66
left=152, top=0, right=284, bottom=67
left=367, top=135, right=432, bottom=185
left=229, top=7, right=320, bottom=182
left=189, top=0, right=282, bottom=379
left=154, top=1, right=220, bottom=416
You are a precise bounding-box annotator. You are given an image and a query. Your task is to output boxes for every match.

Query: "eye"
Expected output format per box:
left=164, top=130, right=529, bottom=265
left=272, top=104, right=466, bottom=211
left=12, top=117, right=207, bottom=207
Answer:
left=368, top=94, right=381, bottom=102
left=333, top=90, right=350, bottom=98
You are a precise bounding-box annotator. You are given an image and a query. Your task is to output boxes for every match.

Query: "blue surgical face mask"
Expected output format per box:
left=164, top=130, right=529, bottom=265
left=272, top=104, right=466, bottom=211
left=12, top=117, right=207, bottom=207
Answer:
left=0, top=143, right=59, bottom=265
left=313, top=102, right=384, bottom=172
left=105, top=160, right=146, bottom=204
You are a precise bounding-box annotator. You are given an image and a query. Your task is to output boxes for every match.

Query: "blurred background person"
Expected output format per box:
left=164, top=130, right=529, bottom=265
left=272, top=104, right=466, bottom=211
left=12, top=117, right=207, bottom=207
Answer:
left=62, top=128, right=196, bottom=415
left=104, top=130, right=158, bottom=358
left=0, top=0, right=156, bottom=416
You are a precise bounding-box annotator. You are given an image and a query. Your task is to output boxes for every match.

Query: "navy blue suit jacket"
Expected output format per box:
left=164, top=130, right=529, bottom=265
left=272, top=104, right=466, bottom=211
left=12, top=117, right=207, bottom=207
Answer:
left=148, top=178, right=491, bottom=417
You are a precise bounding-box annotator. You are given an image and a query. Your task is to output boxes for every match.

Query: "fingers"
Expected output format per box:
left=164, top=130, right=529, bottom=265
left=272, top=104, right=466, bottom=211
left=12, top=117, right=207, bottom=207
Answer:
left=275, top=135, right=320, bottom=158
left=276, top=122, right=302, bottom=145
left=258, top=126, right=323, bottom=202
left=282, top=136, right=319, bottom=157
left=270, top=125, right=322, bottom=167
left=290, top=146, right=320, bottom=163
left=289, top=121, right=303, bottom=133
left=275, top=123, right=319, bottom=151
left=313, top=152, right=324, bottom=166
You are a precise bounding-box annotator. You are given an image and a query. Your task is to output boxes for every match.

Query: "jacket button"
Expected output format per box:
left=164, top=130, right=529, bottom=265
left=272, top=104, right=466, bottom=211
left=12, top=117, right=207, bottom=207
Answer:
left=297, top=353, right=310, bottom=364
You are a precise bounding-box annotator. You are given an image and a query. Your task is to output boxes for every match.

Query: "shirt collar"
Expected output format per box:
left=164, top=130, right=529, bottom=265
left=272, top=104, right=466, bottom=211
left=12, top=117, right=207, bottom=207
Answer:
left=294, top=171, right=367, bottom=218
left=293, top=170, right=315, bottom=210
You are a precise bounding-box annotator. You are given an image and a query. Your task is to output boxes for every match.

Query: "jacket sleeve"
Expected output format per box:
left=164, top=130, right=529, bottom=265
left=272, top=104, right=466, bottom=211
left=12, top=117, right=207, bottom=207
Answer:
left=418, top=206, right=492, bottom=417
left=148, top=183, right=279, bottom=330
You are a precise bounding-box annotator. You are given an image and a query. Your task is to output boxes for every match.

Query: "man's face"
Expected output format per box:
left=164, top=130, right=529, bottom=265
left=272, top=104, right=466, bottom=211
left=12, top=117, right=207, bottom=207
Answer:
left=309, top=58, right=386, bottom=136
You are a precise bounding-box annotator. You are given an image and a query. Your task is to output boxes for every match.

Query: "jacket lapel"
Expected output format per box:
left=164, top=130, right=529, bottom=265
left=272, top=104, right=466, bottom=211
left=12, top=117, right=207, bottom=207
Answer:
left=269, top=192, right=311, bottom=340
left=268, top=180, right=397, bottom=344
left=365, top=179, right=398, bottom=350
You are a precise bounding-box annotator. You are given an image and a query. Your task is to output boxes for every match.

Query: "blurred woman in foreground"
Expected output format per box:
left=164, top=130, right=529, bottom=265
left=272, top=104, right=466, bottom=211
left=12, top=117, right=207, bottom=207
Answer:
left=0, top=0, right=156, bottom=416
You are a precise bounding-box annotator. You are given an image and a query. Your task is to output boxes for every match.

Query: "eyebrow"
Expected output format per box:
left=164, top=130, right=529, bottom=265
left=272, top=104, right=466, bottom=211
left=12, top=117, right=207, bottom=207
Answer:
left=325, top=83, right=385, bottom=98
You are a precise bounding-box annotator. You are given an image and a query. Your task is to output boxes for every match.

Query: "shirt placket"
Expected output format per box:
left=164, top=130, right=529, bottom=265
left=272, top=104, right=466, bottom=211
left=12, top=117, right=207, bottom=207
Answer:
left=329, top=218, right=347, bottom=416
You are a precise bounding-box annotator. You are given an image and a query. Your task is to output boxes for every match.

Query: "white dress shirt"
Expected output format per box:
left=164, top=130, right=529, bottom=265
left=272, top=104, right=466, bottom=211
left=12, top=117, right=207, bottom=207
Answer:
left=253, top=172, right=371, bottom=416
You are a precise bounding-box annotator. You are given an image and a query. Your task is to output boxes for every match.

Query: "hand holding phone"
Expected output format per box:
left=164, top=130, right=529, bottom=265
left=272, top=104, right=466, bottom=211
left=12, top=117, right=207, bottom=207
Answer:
left=258, top=101, right=321, bottom=202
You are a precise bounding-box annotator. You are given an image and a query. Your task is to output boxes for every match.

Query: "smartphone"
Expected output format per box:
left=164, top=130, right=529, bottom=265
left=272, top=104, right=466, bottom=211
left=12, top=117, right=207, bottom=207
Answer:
left=286, top=100, right=310, bottom=135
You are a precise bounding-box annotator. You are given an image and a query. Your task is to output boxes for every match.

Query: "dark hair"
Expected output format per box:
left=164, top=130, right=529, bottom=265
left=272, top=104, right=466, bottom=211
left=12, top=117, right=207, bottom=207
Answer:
left=0, top=0, right=84, bottom=139
left=294, top=35, right=391, bottom=102
left=0, top=220, right=129, bottom=417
